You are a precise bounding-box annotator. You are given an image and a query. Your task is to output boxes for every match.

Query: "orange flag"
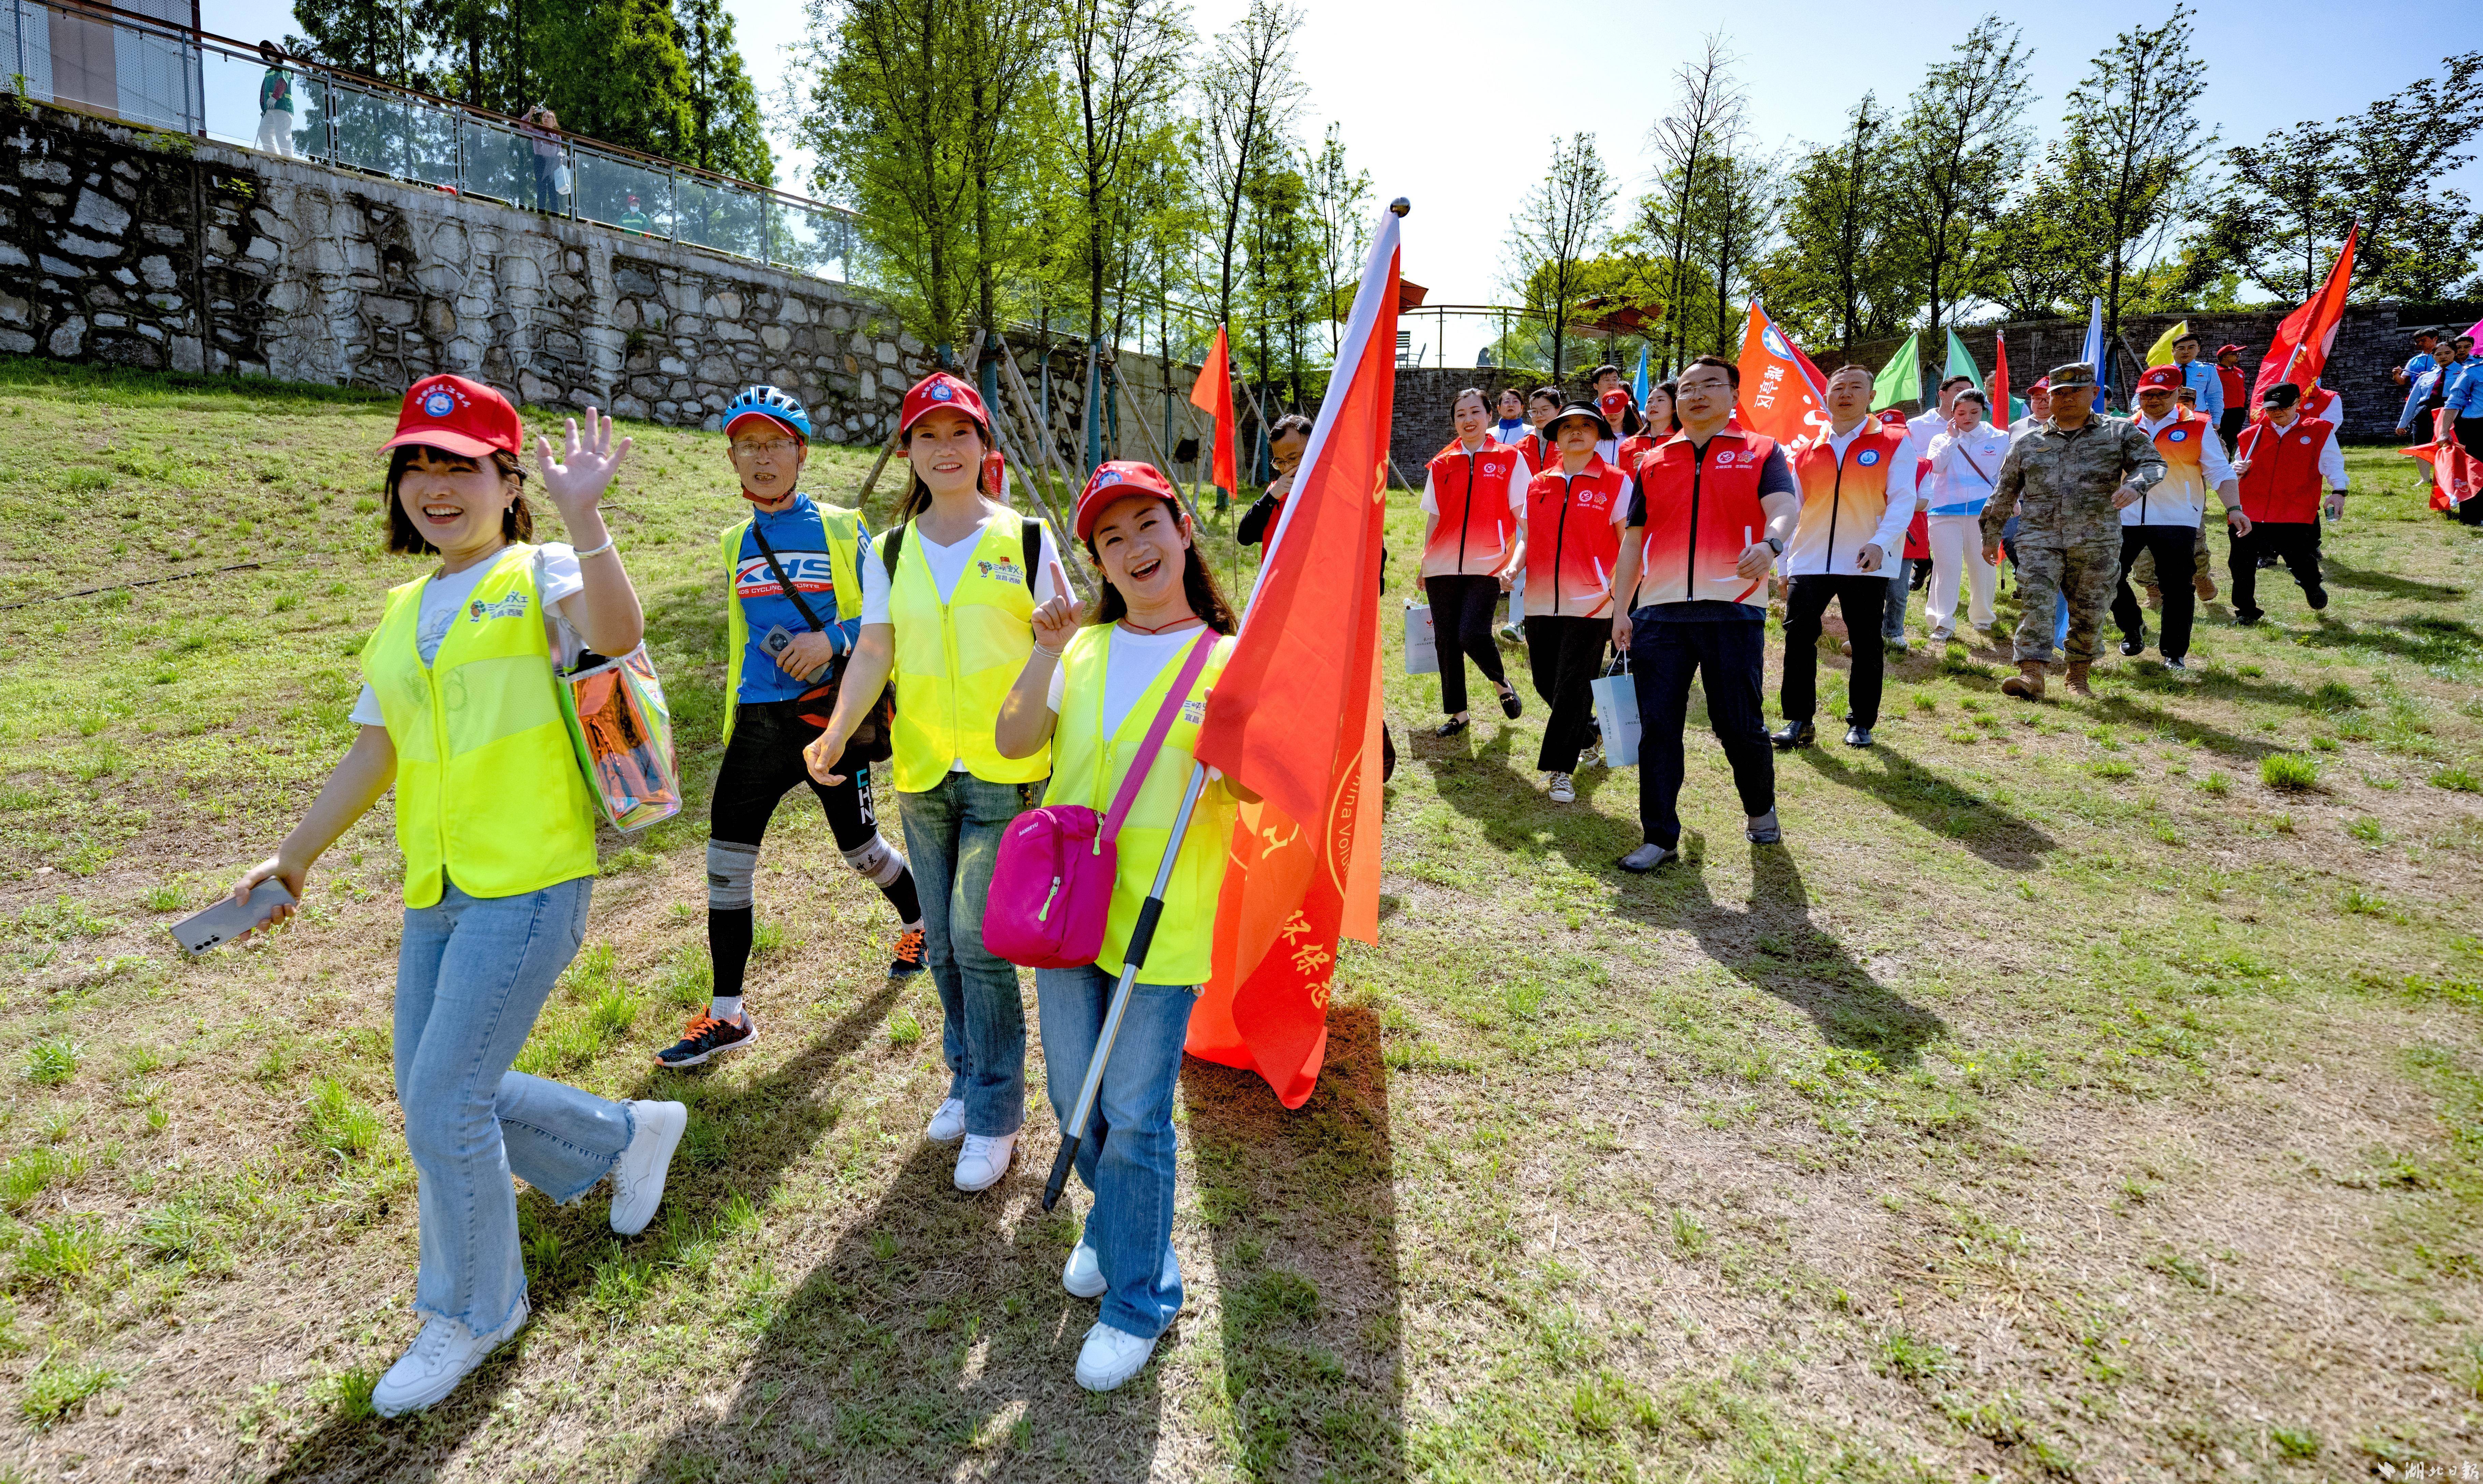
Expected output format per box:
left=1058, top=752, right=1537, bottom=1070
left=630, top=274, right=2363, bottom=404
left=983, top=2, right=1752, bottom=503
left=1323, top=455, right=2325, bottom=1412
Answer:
left=2252, top=225, right=2357, bottom=408
left=1188, top=325, right=1240, bottom=501
left=1185, top=209, right=1400, bottom=1108
left=1735, top=302, right=1828, bottom=445
left=2405, top=409, right=2481, bottom=512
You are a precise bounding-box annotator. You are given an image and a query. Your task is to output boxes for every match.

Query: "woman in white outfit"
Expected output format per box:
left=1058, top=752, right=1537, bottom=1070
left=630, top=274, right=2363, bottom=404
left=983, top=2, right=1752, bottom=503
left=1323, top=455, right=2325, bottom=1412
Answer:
left=1918, top=389, right=2009, bottom=641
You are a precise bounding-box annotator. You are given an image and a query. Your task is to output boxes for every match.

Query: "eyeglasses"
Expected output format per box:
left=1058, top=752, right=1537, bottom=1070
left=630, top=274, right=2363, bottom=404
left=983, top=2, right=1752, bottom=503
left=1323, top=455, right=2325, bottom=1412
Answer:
left=731, top=439, right=801, bottom=459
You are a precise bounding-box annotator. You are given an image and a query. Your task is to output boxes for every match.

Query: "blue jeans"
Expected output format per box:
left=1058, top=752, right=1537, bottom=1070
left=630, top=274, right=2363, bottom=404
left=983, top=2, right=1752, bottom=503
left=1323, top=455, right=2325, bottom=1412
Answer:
left=396, top=876, right=633, bottom=1337
left=899, top=772, right=1039, bottom=1137
left=1880, top=560, right=1926, bottom=641
left=1036, top=963, right=1195, bottom=1340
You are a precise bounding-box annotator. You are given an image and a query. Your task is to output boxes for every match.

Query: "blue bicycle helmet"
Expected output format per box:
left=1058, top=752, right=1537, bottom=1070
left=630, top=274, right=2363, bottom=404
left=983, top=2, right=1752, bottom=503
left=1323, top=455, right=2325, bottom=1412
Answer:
left=723, top=384, right=812, bottom=443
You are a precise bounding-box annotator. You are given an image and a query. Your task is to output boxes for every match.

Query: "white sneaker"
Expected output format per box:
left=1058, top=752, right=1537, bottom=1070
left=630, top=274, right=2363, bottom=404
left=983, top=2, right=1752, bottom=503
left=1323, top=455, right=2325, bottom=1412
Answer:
left=1546, top=772, right=1575, bottom=803
left=925, top=1098, right=966, bottom=1143
left=1074, top=1321, right=1159, bottom=1392
left=1062, top=1241, right=1107, bottom=1299
left=1929, top=627, right=1954, bottom=643
left=953, top=1131, right=1016, bottom=1192
left=371, top=1302, right=527, bottom=1417
left=608, top=1100, right=688, bottom=1236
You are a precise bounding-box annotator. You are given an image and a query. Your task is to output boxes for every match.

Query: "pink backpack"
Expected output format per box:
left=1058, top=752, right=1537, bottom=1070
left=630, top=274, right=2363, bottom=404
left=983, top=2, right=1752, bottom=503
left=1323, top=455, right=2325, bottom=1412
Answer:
left=983, top=632, right=1217, bottom=969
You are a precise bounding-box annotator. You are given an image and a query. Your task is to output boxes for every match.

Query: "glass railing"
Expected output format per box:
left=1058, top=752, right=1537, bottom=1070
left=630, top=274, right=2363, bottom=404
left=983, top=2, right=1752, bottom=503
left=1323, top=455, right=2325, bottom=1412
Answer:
left=9, top=0, right=864, bottom=287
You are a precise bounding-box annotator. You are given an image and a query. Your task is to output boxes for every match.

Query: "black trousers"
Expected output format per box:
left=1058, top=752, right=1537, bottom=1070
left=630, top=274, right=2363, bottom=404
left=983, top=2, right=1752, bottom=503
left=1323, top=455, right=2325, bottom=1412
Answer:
left=709, top=700, right=921, bottom=1000
left=2112, top=526, right=2198, bottom=661
left=2218, top=408, right=2247, bottom=449
left=1628, top=615, right=1773, bottom=849
left=1524, top=614, right=1607, bottom=773
left=1424, top=573, right=1509, bottom=715
left=2228, top=522, right=2325, bottom=616
left=2461, top=416, right=2483, bottom=458
left=1781, top=573, right=1888, bottom=728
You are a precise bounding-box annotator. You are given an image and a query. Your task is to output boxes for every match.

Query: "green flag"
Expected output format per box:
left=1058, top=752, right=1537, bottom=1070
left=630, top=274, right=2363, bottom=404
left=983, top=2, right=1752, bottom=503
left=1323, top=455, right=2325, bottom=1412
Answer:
left=1943, top=329, right=1984, bottom=391
left=1871, top=330, right=1921, bottom=411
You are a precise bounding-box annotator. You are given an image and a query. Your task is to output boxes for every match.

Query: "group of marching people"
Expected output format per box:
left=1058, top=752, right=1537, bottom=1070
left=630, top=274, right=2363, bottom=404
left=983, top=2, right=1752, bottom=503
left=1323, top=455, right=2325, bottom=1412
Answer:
left=1413, top=331, right=2350, bottom=871
left=235, top=369, right=1238, bottom=1418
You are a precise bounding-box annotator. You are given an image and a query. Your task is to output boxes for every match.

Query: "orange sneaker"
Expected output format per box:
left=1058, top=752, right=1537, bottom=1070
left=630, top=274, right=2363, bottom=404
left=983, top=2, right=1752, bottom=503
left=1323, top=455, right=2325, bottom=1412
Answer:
left=890, top=926, right=928, bottom=979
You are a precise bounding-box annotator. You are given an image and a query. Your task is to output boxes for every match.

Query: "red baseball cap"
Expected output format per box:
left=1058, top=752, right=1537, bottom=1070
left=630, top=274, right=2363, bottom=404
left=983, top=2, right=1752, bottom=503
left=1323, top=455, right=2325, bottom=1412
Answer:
left=2216, top=343, right=2246, bottom=356
left=1073, top=461, right=1180, bottom=542
left=898, top=372, right=991, bottom=437
left=2027, top=377, right=2050, bottom=394
left=383, top=374, right=522, bottom=459
left=1597, top=388, right=1634, bottom=420
left=2136, top=365, right=2181, bottom=392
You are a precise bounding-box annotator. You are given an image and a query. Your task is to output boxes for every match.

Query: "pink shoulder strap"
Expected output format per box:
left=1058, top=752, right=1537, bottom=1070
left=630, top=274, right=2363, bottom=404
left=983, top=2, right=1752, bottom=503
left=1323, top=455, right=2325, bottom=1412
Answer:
left=1101, top=630, right=1219, bottom=843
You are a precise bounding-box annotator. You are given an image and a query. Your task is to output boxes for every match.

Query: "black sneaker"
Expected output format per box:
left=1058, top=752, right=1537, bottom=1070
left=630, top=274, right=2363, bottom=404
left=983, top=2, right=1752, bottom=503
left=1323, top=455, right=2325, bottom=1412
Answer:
left=2234, top=608, right=2262, bottom=626
left=655, top=1012, right=755, bottom=1069
left=890, top=926, right=927, bottom=979
left=2120, top=631, right=2146, bottom=656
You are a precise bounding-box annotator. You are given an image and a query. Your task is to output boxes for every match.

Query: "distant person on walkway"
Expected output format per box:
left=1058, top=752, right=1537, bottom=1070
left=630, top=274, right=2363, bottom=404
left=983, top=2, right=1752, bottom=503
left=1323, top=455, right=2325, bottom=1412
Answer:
left=2169, top=331, right=2222, bottom=423
left=1606, top=356, right=1799, bottom=871
left=1421, top=388, right=1527, bottom=735
left=1980, top=363, right=2166, bottom=701
left=2215, top=345, right=2250, bottom=448
left=2113, top=364, right=2244, bottom=671
left=1919, top=387, right=2008, bottom=642
left=994, top=462, right=1249, bottom=1394
left=523, top=105, right=564, bottom=212
left=2229, top=382, right=2346, bottom=621
left=1522, top=401, right=1631, bottom=801
left=255, top=44, right=298, bottom=158
left=656, top=385, right=927, bottom=1075
left=230, top=377, right=686, bottom=1417
left=1774, top=364, right=1912, bottom=751
left=1233, top=413, right=1311, bottom=549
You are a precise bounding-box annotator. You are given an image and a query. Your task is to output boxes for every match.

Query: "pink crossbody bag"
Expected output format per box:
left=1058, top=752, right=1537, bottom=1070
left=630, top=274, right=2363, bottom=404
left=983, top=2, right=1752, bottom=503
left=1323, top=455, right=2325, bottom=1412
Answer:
left=982, top=631, right=1218, bottom=970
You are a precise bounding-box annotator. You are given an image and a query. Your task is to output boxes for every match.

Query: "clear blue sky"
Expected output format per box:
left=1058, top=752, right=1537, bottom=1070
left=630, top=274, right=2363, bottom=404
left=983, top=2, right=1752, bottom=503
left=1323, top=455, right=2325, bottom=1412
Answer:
left=209, top=0, right=2473, bottom=314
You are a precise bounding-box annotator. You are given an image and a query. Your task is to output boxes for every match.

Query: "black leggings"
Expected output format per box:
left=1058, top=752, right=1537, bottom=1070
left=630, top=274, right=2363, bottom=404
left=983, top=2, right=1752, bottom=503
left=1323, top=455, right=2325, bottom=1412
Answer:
left=708, top=700, right=921, bottom=1001
left=1524, top=614, right=1607, bottom=772
left=1424, top=573, right=1509, bottom=715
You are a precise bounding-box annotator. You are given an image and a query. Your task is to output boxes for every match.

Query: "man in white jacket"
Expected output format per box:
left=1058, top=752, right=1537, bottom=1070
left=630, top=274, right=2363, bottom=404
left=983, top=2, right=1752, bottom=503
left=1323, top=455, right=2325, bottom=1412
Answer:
left=2112, top=364, right=2247, bottom=671
left=1774, top=366, right=1918, bottom=748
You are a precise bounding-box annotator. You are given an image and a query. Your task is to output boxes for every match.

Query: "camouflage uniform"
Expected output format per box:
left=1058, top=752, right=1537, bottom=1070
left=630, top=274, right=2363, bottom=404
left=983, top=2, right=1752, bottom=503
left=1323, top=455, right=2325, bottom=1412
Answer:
left=1982, top=418, right=2166, bottom=663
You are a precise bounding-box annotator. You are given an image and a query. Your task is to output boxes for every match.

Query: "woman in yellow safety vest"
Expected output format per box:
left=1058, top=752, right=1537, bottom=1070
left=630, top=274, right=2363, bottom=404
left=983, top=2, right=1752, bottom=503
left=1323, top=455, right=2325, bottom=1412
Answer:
left=991, top=460, right=1252, bottom=1394
left=226, top=376, right=688, bottom=1418
left=804, top=371, right=1066, bottom=1194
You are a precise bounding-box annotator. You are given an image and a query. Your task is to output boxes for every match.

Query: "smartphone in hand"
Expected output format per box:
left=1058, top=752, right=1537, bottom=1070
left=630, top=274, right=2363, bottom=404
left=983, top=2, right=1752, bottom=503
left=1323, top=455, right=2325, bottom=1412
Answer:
left=169, top=881, right=296, bottom=956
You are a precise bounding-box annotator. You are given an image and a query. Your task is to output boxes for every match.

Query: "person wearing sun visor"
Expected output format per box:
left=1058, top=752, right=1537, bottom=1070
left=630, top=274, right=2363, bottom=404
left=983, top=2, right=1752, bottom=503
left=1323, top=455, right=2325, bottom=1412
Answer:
left=655, top=387, right=932, bottom=1074
left=803, top=372, right=1067, bottom=1196
left=228, top=375, right=689, bottom=1418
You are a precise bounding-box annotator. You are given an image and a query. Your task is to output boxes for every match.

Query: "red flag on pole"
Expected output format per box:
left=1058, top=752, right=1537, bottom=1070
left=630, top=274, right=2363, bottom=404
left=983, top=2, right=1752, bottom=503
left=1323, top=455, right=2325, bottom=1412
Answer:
left=2405, top=409, right=2481, bottom=512
left=1990, top=330, right=2012, bottom=427
left=1184, top=208, right=1401, bottom=1108
left=1188, top=325, right=1240, bottom=502
left=1734, top=303, right=1828, bottom=445
left=2251, top=225, right=2359, bottom=410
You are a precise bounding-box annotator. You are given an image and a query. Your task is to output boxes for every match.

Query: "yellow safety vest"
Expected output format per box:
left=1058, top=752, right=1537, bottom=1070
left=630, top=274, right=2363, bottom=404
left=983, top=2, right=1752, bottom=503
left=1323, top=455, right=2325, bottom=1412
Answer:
left=361, top=544, right=599, bottom=908
left=718, top=503, right=862, bottom=748
left=1042, top=626, right=1238, bottom=985
left=881, top=511, right=1050, bottom=792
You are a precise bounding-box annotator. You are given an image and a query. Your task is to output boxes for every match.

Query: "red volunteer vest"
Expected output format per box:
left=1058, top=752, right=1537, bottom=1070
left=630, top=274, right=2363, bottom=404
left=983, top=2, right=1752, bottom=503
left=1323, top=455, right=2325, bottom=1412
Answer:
left=1423, top=442, right=1525, bottom=577
left=1633, top=429, right=1778, bottom=609
left=2234, top=416, right=2334, bottom=524
left=1786, top=423, right=1907, bottom=576
left=1616, top=433, right=1662, bottom=476
left=1524, top=456, right=1628, bottom=619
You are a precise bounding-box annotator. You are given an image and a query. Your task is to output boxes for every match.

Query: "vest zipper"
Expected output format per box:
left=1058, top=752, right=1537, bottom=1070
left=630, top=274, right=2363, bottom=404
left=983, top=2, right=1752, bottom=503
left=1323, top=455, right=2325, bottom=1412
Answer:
left=1457, top=451, right=1478, bottom=570
left=1553, top=473, right=1576, bottom=615
left=1683, top=444, right=1706, bottom=595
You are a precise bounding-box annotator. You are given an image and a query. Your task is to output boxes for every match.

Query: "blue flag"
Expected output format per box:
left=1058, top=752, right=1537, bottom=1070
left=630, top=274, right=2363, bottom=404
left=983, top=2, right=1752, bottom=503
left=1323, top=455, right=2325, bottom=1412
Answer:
left=2079, top=298, right=2107, bottom=405
left=1633, top=345, right=1650, bottom=405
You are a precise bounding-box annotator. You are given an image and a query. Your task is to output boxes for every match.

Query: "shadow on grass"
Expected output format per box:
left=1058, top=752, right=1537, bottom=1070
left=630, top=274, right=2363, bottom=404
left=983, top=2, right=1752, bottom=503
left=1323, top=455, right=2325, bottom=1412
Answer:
left=1180, top=1004, right=1405, bottom=1482
left=1793, top=741, right=2058, bottom=871
left=2318, top=559, right=2467, bottom=603
left=2295, top=612, right=2483, bottom=669
left=1635, top=844, right=1947, bottom=1068
left=263, top=973, right=908, bottom=1483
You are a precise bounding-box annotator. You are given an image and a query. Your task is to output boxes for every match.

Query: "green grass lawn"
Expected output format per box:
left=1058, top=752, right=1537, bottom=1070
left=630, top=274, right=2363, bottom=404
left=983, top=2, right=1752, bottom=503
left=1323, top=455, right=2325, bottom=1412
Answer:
left=2, top=357, right=2481, bottom=1481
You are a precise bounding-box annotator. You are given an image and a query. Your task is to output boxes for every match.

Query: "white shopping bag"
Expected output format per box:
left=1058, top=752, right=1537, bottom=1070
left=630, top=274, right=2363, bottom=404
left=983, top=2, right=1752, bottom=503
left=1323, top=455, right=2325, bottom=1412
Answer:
left=1591, top=653, right=1640, bottom=767
left=1404, top=603, right=1439, bottom=675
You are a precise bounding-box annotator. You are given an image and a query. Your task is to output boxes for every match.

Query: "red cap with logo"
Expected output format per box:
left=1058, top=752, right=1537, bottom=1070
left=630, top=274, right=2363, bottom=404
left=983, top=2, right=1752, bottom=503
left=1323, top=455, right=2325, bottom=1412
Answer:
left=2136, top=364, right=2181, bottom=392
left=1073, top=461, right=1181, bottom=541
left=2027, top=377, right=2050, bottom=395
left=1597, top=388, right=1634, bottom=422
left=383, top=374, right=523, bottom=459
left=898, top=371, right=993, bottom=437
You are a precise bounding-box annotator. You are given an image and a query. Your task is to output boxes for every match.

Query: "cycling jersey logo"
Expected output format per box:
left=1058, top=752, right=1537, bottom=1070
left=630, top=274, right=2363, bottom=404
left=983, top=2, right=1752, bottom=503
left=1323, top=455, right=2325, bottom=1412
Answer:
left=977, top=557, right=1025, bottom=586
left=469, top=592, right=529, bottom=622
left=421, top=387, right=459, bottom=418
left=1857, top=450, right=1881, bottom=466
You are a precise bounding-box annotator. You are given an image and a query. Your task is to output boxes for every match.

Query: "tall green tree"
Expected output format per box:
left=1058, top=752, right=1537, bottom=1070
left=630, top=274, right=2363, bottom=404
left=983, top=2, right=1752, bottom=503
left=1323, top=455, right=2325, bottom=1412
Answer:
left=1884, top=14, right=2032, bottom=397
left=1502, top=132, right=1616, bottom=385
left=677, top=0, right=772, bottom=180
left=1642, top=35, right=1742, bottom=375
left=1751, top=94, right=1908, bottom=355
left=1200, top=0, right=1305, bottom=336
left=1303, top=122, right=1371, bottom=357
left=526, top=0, right=697, bottom=158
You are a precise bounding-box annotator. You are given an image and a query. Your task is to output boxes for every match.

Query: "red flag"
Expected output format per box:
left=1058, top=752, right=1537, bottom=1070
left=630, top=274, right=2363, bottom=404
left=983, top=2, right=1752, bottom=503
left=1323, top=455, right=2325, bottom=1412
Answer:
left=1188, top=325, right=1240, bottom=500
left=2251, top=225, right=2358, bottom=409
left=1990, top=330, right=2012, bottom=427
left=1185, top=210, right=1399, bottom=1108
left=2405, top=408, right=2481, bottom=511
left=1735, top=303, right=1829, bottom=445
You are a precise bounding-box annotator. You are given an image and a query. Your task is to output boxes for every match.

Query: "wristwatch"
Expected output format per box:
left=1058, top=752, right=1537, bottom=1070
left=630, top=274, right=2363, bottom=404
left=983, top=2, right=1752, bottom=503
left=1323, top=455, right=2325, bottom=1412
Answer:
left=1763, top=535, right=1784, bottom=555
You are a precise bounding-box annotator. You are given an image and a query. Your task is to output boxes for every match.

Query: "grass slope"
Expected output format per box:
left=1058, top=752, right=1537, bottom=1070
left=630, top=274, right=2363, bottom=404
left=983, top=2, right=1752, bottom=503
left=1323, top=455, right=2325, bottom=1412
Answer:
left=1, top=358, right=2481, bottom=1481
